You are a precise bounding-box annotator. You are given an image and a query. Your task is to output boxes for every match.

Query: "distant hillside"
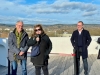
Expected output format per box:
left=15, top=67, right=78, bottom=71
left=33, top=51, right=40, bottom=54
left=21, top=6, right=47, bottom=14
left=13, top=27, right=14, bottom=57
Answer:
left=0, top=23, right=100, bottom=38
left=0, top=23, right=100, bottom=26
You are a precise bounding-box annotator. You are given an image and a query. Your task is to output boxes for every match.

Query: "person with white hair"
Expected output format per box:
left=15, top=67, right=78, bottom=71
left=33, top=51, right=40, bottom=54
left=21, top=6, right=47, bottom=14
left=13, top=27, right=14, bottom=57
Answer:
left=8, top=20, right=29, bottom=75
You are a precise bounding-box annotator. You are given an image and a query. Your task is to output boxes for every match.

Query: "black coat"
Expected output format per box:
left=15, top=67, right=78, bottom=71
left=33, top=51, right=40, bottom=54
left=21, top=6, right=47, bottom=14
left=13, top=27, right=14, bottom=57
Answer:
left=71, top=29, right=92, bottom=59
left=27, top=34, right=52, bottom=66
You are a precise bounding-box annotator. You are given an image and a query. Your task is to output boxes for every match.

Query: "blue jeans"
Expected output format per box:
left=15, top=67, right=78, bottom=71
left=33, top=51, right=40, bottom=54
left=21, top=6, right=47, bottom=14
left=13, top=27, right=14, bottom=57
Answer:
left=11, top=59, right=27, bottom=75
left=77, top=58, right=88, bottom=75
left=77, top=47, right=88, bottom=75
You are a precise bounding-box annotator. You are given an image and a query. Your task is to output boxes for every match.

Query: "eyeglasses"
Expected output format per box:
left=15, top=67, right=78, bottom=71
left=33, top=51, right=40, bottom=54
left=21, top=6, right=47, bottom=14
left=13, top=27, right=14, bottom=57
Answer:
left=35, top=29, right=41, bottom=32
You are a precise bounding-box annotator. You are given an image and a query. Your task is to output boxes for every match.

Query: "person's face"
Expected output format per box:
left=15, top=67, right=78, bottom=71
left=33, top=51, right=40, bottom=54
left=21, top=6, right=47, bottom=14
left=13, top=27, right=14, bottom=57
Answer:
left=16, top=22, right=23, bottom=32
left=77, top=22, right=83, bottom=31
left=35, top=27, right=42, bottom=35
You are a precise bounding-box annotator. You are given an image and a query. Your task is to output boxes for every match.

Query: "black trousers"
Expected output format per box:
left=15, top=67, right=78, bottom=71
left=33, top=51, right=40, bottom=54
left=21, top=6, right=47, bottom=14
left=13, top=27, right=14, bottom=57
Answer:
left=35, top=65, right=48, bottom=75
left=74, top=47, right=88, bottom=75
left=35, top=60, right=49, bottom=75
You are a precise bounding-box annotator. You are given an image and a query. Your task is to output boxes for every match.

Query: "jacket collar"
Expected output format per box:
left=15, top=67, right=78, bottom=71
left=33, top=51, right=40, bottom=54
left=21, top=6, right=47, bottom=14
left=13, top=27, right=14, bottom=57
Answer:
left=13, top=28, right=24, bottom=34
left=76, top=29, right=85, bottom=37
left=77, top=28, right=85, bottom=32
left=13, top=28, right=27, bottom=42
left=40, top=33, right=46, bottom=38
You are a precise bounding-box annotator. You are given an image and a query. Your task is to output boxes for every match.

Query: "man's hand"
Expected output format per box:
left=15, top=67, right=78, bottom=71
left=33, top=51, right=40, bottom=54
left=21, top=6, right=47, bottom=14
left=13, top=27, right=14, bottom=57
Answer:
left=19, top=51, right=24, bottom=56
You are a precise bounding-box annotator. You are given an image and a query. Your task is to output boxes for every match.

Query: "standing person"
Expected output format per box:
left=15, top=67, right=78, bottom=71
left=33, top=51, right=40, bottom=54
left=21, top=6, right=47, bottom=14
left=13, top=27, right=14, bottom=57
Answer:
left=70, top=21, right=92, bottom=75
left=8, top=21, right=29, bottom=75
left=27, top=24, right=52, bottom=75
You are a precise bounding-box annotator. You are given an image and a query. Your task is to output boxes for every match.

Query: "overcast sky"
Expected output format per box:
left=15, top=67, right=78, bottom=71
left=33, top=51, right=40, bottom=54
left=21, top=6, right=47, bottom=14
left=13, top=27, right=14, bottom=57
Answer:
left=0, top=0, right=100, bottom=25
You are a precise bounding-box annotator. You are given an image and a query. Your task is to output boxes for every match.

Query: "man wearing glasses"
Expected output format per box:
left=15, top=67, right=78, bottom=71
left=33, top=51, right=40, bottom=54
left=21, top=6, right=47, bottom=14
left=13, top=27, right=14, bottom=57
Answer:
left=8, top=21, right=29, bottom=75
left=71, top=21, right=92, bottom=75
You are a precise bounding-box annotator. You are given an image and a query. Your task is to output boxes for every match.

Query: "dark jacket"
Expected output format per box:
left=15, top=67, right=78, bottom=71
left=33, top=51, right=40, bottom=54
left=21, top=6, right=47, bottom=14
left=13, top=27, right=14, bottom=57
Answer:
left=71, top=29, right=92, bottom=59
left=8, top=29, right=29, bottom=61
left=27, top=34, right=52, bottom=66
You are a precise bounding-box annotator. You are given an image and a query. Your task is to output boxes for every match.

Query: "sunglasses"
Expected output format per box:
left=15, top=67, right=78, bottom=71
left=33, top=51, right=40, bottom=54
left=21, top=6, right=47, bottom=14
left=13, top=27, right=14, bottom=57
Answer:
left=35, top=29, right=41, bottom=32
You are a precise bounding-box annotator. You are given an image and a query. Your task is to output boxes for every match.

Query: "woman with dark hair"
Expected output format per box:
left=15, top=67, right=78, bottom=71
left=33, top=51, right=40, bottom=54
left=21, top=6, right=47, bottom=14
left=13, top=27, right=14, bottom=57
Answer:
left=27, top=24, right=52, bottom=75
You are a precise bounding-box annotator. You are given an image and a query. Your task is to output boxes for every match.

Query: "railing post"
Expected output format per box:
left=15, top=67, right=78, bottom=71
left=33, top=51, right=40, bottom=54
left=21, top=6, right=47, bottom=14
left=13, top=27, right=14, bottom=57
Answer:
left=73, top=49, right=78, bottom=75
left=6, top=49, right=11, bottom=75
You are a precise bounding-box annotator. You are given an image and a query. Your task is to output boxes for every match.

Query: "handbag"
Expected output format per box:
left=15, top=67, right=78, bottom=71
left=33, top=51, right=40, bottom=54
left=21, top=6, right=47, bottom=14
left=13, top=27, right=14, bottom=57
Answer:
left=31, top=44, right=40, bottom=57
left=97, top=49, right=100, bottom=59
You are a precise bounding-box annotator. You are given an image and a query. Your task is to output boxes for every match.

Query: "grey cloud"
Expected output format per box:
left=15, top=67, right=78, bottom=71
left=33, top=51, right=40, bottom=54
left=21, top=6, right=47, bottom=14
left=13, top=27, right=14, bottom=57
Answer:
left=80, top=3, right=97, bottom=12
left=0, top=0, right=100, bottom=24
left=85, top=17, right=100, bottom=24
left=0, top=0, right=98, bottom=15
left=0, top=15, right=60, bottom=24
left=82, top=11, right=97, bottom=16
left=53, top=2, right=97, bottom=12
left=36, top=9, right=70, bottom=14
left=32, top=1, right=97, bottom=15
left=3, top=7, right=9, bottom=10
left=53, top=2, right=80, bottom=9
left=18, top=18, right=61, bottom=24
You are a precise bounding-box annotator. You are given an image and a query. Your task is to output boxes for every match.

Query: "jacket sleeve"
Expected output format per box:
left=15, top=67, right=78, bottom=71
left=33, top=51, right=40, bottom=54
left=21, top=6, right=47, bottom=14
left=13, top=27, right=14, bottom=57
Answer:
left=45, top=36, right=52, bottom=55
left=27, top=37, right=37, bottom=46
left=20, top=34, right=29, bottom=52
left=70, top=31, right=75, bottom=47
left=86, top=31, right=92, bottom=47
left=8, top=32, right=20, bottom=54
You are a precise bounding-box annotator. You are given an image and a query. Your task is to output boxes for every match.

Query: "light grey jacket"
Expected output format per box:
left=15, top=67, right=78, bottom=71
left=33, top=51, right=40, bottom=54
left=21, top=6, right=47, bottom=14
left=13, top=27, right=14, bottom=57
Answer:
left=8, top=29, right=29, bottom=61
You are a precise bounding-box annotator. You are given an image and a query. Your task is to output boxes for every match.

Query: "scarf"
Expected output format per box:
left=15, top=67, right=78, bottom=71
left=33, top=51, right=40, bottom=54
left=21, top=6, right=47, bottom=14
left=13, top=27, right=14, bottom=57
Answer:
left=15, top=29, right=23, bottom=48
left=14, top=29, right=23, bottom=62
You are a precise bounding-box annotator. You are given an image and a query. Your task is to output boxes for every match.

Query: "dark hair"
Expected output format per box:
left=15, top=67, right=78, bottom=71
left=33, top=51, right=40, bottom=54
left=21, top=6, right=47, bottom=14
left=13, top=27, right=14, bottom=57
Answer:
left=32, top=24, right=45, bottom=37
left=78, top=21, right=84, bottom=25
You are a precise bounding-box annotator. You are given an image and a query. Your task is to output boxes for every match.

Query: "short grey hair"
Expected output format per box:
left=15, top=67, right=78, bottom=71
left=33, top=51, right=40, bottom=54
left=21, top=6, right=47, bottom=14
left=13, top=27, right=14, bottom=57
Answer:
left=16, top=20, right=23, bottom=25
